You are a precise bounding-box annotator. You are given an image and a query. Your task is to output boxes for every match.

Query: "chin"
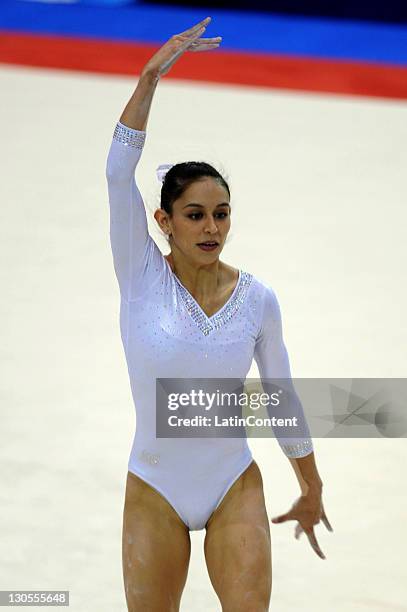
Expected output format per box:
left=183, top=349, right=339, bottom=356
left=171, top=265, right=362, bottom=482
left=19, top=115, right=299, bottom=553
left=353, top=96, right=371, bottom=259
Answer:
left=197, top=250, right=222, bottom=260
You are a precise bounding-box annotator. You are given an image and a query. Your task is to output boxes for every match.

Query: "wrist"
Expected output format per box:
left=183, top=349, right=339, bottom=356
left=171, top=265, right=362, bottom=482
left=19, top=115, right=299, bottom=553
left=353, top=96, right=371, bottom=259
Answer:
left=140, top=66, right=160, bottom=84
left=305, top=478, right=323, bottom=495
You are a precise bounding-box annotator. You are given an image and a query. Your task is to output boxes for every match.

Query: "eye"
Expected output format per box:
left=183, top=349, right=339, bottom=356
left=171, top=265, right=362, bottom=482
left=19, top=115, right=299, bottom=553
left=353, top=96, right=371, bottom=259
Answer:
left=187, top=211, right=229, bottom=220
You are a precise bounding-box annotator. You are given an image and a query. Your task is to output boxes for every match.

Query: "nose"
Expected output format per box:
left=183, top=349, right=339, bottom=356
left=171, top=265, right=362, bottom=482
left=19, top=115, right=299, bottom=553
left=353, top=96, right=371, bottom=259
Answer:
left=204, top=217, right=218, bottom=234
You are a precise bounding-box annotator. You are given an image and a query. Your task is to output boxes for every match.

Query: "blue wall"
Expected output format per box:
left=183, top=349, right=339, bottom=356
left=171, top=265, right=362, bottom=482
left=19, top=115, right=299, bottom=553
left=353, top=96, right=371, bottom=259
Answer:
left=142, top=0, right=407, bottom=24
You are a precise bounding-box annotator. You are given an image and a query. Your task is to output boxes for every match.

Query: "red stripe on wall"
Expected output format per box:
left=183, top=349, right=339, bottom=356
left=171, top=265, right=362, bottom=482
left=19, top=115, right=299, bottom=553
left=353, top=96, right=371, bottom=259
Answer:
left=1, top=31, right=407, bottom=99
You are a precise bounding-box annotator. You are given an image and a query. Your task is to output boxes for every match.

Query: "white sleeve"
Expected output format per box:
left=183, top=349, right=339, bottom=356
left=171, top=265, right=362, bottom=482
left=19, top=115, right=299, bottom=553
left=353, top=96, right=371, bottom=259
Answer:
left=105, top=121, right=164, bottom=302
left=253, top=286, right=314, bottom=458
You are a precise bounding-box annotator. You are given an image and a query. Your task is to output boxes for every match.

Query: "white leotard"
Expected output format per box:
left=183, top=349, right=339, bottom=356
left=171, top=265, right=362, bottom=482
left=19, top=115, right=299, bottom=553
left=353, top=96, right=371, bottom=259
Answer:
left=106, top=121, right=313, bottom=531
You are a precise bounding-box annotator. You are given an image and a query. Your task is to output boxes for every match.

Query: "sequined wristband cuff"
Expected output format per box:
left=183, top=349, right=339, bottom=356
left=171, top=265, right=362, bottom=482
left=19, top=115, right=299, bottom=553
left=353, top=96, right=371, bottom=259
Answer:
left=281, top=439, right=313, bottom=458
left=113, top=121, right=146, bottom=149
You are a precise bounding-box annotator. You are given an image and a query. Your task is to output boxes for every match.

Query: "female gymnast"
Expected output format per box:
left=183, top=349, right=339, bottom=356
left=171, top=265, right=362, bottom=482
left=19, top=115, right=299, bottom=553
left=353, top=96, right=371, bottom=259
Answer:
left=106, top=16, right=332, bottom=612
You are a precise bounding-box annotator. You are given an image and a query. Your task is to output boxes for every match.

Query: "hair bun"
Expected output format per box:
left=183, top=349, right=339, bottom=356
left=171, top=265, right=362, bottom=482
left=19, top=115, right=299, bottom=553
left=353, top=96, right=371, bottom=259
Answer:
left=156, top=164, right=174, bottom=183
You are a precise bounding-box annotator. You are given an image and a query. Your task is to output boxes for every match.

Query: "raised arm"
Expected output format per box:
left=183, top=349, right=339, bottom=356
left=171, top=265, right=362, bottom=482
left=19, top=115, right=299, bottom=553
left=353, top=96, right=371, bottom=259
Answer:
left=105, top=17, right=222, bottom=302
left=105, top=73, right=158, bottom=302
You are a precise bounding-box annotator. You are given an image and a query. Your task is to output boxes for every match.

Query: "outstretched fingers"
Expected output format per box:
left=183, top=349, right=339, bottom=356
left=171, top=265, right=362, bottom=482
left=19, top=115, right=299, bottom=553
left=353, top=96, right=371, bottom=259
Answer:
left=177, top=16, right=211, bottom=38
left=173, top=17, right=222, bottom=55
left=190, top=43, right=221, bottom=52
left=174, top=26, right=207, bottom=56
left=190, top=36, right=222, bottom=51
left=191, top=36, right=222, bottom=44
left=271, top=510, right=294, bottom=524
left=304, top=528, right=326, bottom=560
left=320, top=502, right=333, bottom=532
left=159, top=27, right=205, bottom=74
left=321, top=513, right=334, bottom=532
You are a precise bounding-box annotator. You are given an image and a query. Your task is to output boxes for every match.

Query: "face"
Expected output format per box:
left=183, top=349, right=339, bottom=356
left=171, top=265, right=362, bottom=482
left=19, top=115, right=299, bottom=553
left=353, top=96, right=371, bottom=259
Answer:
left=156, top=177, right=231, bottom=265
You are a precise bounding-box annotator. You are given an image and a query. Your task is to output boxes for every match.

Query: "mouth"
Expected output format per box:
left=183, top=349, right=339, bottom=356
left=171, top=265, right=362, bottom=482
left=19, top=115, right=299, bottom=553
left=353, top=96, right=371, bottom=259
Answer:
left=197, top=241, right=219, bottom=251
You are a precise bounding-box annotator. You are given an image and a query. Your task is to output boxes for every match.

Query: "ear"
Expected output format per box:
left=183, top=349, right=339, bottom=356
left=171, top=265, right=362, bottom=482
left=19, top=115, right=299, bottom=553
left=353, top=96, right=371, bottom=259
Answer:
left=154, top=208, right=171, bottom=235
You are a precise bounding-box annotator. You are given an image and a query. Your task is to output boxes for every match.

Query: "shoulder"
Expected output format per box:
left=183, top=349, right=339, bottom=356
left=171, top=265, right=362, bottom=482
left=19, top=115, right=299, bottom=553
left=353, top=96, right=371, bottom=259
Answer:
left=245, top=273, right=282, bottom=328
left=247, top=273, right=279, bottom=306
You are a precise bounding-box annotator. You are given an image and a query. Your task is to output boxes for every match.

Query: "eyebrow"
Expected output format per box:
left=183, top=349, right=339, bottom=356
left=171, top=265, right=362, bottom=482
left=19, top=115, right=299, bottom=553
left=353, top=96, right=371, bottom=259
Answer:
left=182, top=202, right=231, bottom=209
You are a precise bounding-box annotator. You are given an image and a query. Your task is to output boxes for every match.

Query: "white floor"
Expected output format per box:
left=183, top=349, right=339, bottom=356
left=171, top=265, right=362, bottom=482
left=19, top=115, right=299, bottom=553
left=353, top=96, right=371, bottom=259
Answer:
left=1, top=64, right=406, bottom=611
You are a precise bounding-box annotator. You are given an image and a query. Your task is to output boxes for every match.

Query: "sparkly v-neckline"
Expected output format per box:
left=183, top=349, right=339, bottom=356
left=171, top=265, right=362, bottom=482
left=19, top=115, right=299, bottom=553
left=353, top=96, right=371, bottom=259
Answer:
left=164, top=258, right=252, bottom=336
left=175, top=268, right=242, bottom=320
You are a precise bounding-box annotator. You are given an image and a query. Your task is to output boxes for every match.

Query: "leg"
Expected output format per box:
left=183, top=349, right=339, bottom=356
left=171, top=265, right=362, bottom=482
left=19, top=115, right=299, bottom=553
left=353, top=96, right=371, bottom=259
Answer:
left=122, top=471, right=191, bottom=612
left=204, top=461, right=272, bottom=612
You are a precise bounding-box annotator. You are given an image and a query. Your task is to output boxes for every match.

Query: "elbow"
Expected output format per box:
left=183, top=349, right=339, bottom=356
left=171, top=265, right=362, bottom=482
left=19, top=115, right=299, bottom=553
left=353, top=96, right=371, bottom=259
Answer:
left=105, top=165, right=129, bottom=186
left=105, top=152, right=128, bottom=184
left=105, top=168, right=117, bottom=184
left=105, top=157, right=136, bottom=185
left=105, top=158, right=114, bottom=182
left=105, top=159, right=120, bottom=183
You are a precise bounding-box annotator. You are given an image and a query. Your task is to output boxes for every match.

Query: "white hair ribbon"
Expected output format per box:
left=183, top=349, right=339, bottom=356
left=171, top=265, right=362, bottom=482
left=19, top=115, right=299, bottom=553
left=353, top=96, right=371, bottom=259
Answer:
left=156, top=163, right=174, bottom=183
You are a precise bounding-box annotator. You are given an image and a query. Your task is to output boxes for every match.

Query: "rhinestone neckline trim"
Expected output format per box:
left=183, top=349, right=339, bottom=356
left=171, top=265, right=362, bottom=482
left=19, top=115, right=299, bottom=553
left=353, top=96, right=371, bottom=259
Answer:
left=172, top=269, right=253, bottom=336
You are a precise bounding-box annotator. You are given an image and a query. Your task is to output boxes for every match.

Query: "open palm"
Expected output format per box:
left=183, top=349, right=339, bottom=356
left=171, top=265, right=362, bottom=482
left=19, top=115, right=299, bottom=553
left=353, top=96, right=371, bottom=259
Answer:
left=272, top=496, right=333, bottom=559
left=143, top=16, right=222, bottom=79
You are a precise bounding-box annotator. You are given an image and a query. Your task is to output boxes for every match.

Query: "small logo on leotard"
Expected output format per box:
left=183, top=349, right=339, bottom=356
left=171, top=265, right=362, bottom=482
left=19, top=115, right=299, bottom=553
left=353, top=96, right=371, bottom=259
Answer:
left=140, top=449, right=160, bottom=465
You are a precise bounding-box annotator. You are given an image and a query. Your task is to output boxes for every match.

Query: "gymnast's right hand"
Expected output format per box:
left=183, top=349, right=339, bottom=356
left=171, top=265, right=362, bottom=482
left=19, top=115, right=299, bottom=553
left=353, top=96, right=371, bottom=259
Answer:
left=142, top=16, right=222, bottom=79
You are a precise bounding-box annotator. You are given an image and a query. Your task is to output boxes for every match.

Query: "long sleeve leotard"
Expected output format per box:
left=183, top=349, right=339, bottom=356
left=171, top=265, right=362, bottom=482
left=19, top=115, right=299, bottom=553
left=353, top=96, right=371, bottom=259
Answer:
left=106, top=121, right=313, bottom=530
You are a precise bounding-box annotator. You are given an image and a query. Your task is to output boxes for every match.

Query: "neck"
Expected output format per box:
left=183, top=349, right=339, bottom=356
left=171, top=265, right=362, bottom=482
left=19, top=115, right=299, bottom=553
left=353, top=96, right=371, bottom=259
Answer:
left=165, top=250, right=224, bottom=299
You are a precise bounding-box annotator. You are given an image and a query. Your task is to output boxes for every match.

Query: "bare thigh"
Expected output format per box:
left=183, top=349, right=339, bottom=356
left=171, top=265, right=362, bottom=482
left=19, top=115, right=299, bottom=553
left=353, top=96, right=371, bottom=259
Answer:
left=122, top=471, right=191, bottom=612
left=204, top=461, right=272, bottom=612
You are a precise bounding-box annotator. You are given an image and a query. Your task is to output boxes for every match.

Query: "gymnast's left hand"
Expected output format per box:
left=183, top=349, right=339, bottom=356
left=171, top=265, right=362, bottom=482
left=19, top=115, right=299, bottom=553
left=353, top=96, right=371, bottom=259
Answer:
left=271, top=490, right=333, bottom=559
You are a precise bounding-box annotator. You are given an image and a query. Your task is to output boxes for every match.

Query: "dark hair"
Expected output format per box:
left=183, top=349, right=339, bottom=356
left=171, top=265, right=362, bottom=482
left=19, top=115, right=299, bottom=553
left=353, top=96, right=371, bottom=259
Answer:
left=160, top=162, right=230, bottom=215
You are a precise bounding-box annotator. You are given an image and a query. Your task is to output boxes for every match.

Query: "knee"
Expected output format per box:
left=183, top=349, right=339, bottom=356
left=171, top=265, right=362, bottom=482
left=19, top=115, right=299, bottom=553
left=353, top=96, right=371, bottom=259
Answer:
left=125, top=588, right=179, bottom=612
left=222, top=591, right=271, bottom=612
